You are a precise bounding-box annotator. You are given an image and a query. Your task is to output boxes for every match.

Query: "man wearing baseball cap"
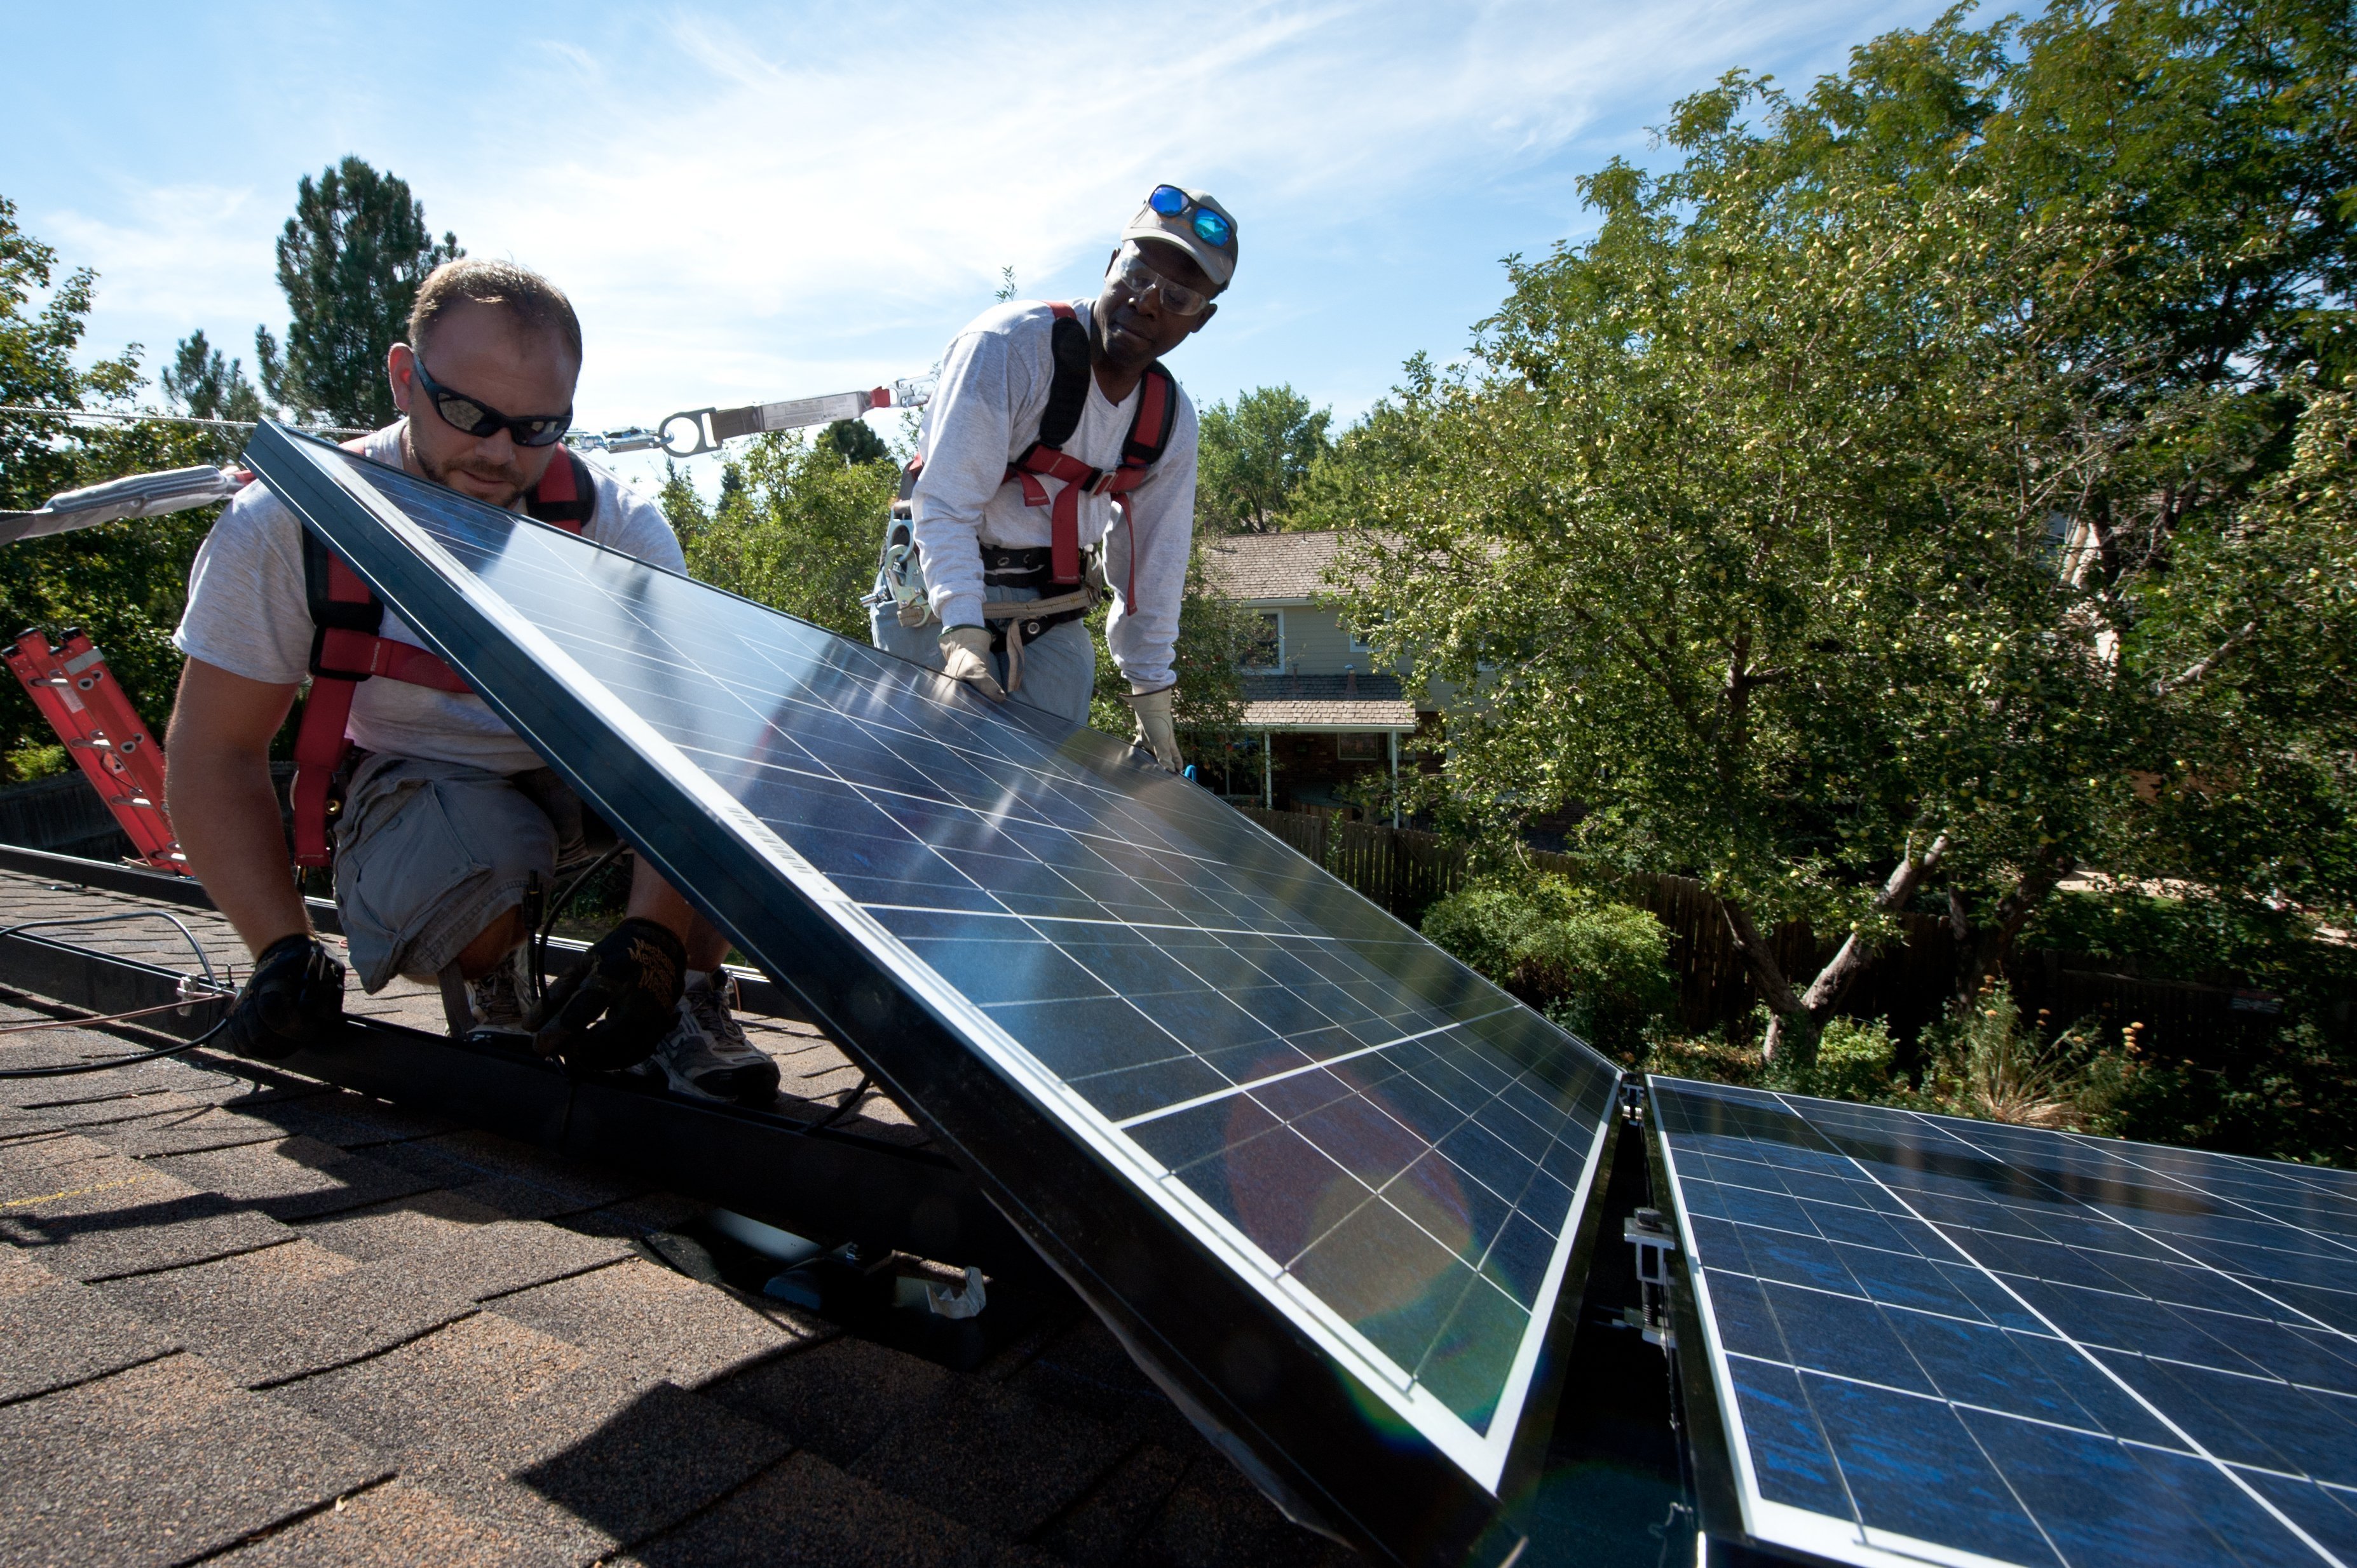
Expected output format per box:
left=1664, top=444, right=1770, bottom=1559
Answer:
left=869, top=186, right=1237, bottom=767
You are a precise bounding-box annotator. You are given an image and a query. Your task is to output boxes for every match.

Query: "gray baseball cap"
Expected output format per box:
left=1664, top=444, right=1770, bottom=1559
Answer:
left=1122, top=186, right=1238, bottom=290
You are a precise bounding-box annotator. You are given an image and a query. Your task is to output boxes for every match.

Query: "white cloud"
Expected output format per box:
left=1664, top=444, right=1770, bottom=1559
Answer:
left=29, top=0, right=1935, bottom=430
left=428, top=0, right=1901, bottom=423
left=40, top=179, right=281, bottom=368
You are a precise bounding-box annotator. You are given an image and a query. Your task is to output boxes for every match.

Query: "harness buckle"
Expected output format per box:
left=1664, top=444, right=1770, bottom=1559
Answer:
left=307, top=625, right=386, bottom=684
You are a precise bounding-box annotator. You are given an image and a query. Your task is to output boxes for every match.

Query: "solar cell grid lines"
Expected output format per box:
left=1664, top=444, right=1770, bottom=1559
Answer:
left=1648, top=1076, right=2357, bottom=1568
left=243, top=427, right=1621, bottom=1548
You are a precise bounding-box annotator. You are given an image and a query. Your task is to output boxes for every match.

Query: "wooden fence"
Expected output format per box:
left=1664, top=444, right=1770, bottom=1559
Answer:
left=0, top=773, right=133, bottom=862
left=1239, top=806, right=2283, bottom=1055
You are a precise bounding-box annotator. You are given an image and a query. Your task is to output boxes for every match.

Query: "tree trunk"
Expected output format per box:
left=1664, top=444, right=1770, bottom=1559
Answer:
left=1762, top=834, right=1950, bottom=1069
left=1950, top=849, right=2074, bottom=1008
left=1723, top=901, right=1810, bottom=1064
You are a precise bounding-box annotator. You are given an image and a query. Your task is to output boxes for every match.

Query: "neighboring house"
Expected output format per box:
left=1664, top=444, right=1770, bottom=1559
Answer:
left=1197, top=531, right=1428, bottom=818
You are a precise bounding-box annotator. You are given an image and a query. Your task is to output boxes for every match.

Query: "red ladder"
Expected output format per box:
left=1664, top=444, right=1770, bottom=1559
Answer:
left=3, top=628, right=186, bottom=874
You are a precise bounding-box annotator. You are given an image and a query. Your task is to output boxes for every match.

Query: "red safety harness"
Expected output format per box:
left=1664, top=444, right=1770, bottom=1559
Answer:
left=890, top=302, right=1180, bottom=619
left=1002, top=302, right=1178, bottom=602
left=289, top=450, right=596, bottom=867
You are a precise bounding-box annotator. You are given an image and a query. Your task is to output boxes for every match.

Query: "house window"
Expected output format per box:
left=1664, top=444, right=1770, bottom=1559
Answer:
left=1242, top=611, right=1282, bottom=671
left=1345, top=618, right=1374, bottom=654
left=1337, top=733, right=1385, bottom=760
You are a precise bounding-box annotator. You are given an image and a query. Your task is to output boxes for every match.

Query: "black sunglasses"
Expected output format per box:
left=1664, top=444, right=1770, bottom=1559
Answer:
left=409, top=356, right=573, bottom=448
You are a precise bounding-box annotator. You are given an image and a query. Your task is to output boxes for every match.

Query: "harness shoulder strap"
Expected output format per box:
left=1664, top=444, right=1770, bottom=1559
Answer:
left=301, top=527, right=384, bottom=636
left=1119, top=363, right=1179, bottom=473
left=525, top=450, right=597, bottom=529
left=1036, top=303, right=1091, bottom=451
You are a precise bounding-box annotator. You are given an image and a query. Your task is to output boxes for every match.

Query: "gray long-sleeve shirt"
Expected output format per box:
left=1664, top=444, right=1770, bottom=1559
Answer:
left=910, top=299, right=1198, bottom=692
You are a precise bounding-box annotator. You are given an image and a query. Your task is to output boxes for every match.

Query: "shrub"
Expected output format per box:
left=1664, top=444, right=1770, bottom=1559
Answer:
left=1898, top=983, right=2138, bottom=1133
left=1420, top=883, right=1532, bottom=991
left=1778, top=1016, right=1901, bottom=1100
left=1422, top=874, right=1673, bottom=1057
left=4, top=743, right=67, bottom=783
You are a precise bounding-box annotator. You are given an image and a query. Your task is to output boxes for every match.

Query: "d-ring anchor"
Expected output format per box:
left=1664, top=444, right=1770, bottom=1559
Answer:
left=658, top=409, right=722, bottom=458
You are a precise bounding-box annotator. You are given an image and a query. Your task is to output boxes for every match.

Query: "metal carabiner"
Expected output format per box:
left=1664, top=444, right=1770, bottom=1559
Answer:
left=879, top=520, right=934, bottom=628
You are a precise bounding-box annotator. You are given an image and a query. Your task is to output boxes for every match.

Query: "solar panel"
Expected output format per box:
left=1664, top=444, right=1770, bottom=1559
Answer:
left=243, top=424, right=1624, bottom=1564
left=1647, top=1075, right=2357, bottom=1568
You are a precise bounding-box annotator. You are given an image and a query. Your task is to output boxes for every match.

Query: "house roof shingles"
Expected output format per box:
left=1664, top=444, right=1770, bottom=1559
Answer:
left=1199, top=531, right=1355, bottom=603
left=0, top=870, right=1362, bottom=1567
left=1237, top=673, right=1418, bottom=731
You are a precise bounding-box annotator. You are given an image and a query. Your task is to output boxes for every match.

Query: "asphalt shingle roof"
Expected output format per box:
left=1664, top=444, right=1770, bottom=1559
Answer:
left=1237, top=673, right=1418, bottom=730
left=1199, top=531, right=1357, bottom=602
left=0, top=868, right=1362, bottom=1567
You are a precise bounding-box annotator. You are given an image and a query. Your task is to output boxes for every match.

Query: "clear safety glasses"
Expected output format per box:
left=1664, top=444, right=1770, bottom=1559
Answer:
left=1113, top=244, right=1214, bottom=318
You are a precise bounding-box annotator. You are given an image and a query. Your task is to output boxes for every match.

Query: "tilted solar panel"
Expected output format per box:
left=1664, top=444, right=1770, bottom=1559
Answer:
left=243, top=424, right=1624, bottom=1564
left=1647, top=1076, right=2357, bottom=1568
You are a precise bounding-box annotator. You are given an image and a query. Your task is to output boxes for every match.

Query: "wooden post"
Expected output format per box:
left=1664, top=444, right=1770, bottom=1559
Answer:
left=1389, top=731, right=1400, bottom=828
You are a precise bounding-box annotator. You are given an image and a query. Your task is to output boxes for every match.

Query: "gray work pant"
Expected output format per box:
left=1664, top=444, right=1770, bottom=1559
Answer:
left=333, top=755, right=613, bottom=992
left=867, top=571, right=1097, bottom=727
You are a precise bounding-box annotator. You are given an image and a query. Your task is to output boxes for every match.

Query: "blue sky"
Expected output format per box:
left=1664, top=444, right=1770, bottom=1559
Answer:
left=8, top=0, right=1948, bottom=492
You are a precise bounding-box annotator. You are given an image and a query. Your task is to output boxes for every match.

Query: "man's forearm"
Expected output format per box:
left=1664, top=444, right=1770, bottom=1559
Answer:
left=168, top=744, right=307, bottom=956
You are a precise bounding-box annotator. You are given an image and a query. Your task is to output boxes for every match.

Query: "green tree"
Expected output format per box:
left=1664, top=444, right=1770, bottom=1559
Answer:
left=679, top=433, right=896, bottom=639
left=1341, top=0, right=2356, bottom=1067
left=0, top=198, right=235, bottom=774
left=161, top=330, right=262, bottom=424
left=821, top=417, right=890, bottom=466
left=259, top=157, right=461, bottom=427
left=1280, top=382, right=1436, bottom=533
left=2128, top=377, right=2357, bottom=929
left=1195, top=384, right=1333, bottom=532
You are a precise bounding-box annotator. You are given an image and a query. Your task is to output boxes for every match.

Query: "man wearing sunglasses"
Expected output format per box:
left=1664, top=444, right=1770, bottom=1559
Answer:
left=871, top=186, right=1236, bottom=767
left=166, top=259, right=781, bottom=1107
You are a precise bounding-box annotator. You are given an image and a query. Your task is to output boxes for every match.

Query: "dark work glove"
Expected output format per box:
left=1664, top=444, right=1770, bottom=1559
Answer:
left=226, top=934, right=346, bottom=1060
left=528, top=916, right=687, bottom=1070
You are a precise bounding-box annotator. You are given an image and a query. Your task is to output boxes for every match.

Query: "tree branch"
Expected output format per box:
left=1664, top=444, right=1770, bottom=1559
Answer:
left=2155, top=619, right=2259, bottom=696
left=1722, top=898, right=1805, bottom=1062
left=1795, top=831, right=1951, bottom=1019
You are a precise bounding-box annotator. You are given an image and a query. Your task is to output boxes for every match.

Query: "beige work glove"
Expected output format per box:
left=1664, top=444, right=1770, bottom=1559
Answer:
left=938, top=625, right=1005, bottom=701
left=1125, top=684, right=1183, bottom=771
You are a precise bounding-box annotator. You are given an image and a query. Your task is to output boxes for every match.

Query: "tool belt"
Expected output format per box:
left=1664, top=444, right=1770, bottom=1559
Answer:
left=977, top=544, right=1099, bottom=694
left=872, top=534, right=1100, bottom=696
left=979, top=545, right=1097, bottom=634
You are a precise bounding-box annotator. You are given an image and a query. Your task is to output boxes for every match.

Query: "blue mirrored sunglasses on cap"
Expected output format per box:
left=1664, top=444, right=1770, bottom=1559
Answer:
left=1148, top=185, right=1233, bottom=249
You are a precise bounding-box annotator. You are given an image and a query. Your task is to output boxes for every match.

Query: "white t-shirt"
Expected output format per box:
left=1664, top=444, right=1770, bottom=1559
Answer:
left=173, top=422, right=686, bottom=776
left=910, top=299, right=1199, bottom=692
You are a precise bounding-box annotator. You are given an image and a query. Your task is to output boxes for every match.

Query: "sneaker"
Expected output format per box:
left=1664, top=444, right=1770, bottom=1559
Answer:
left=653, top=977, right=780, bottom=1105
left=464, top=948, right=534, bottom=1037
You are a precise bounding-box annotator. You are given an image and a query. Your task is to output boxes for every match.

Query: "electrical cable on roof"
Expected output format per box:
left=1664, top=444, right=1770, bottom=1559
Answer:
left=0, top=997, right=215, bottom=1034
left=534, top=842, right=627, bottom=1008
left=0, top=910, right=237, bottom=1078
left=0, top=1016, right=231, bottom=1078
left=807, top=1073, right=873, bottom=1132
left=0, top=911, right=225, bottom=988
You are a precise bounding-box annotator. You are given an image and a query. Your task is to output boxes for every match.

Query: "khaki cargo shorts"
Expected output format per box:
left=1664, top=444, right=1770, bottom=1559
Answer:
left=332, top=754, right=616, bottom=993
